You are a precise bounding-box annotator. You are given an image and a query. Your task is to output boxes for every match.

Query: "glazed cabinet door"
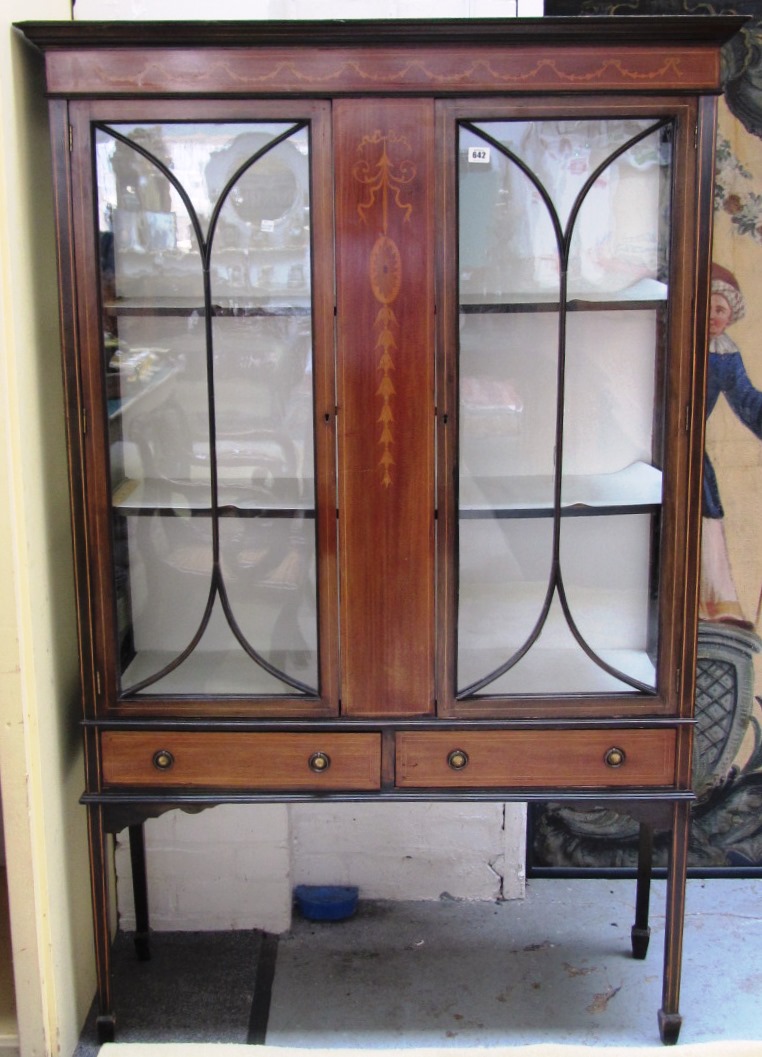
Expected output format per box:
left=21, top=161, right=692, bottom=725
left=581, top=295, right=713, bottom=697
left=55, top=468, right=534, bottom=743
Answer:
left=69, top=100, right=338, bottom=717
left=438, top=98, right=707, bottom=720
left=66, top=92, right=707, bottom=724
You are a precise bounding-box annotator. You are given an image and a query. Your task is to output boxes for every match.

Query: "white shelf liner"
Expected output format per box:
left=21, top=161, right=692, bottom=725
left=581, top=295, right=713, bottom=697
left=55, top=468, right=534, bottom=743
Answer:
left=460, top=461, right=662, bottom=513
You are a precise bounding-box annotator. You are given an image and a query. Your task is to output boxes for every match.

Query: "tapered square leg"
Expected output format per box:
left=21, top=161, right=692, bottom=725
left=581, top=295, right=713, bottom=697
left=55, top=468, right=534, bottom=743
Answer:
left=87, top=805, right=116, bottom=1040
left=658, top=1009, right=683, bottom=1045
left=96, top=1014, right=116, bottom=1043
left=657, top=800, right=691, bottom=1046
left=128, top=823, right=151, bottom=961
left=632, top=821, right=653, bottom=959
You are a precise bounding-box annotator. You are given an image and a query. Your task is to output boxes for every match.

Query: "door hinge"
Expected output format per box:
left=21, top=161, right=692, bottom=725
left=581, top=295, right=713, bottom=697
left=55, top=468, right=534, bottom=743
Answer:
left=95, top=670, right=102, bottom=695
left=675, top=666, right=681, bottom=694
left=685, top=403, right=691, bottom=432
left=694, top=123, right=699, bottom=150
left=82, top=408, right=88, bottom=436
left=69, top=124, right=74, bottom=152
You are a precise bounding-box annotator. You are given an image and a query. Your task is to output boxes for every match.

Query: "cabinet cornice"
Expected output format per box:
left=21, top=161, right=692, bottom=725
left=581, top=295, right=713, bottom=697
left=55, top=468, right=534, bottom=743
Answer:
left=16, top=17, right=746, bottom=98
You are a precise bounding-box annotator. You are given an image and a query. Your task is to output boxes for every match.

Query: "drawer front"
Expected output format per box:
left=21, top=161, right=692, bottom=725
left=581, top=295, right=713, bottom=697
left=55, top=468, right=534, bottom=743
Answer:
left=101, top=732, right=381, bottom=790
left=396, top=729, right=677, bottom=789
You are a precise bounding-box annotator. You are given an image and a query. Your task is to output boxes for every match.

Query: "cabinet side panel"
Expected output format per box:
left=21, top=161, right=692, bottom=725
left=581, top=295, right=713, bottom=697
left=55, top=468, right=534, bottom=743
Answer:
left=335, top=99, right=436, bottom=716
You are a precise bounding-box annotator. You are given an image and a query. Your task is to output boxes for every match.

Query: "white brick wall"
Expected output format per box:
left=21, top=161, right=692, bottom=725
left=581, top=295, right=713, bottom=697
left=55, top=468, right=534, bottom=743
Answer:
left=116, top=803, right=527, bottom=932
left=115, top=805, right=294, bottom=934
left=290, top=803, right=526, bottom=902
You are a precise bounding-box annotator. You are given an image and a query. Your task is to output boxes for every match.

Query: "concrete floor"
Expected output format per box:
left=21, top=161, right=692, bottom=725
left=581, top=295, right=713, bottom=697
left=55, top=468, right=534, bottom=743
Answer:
left=72, top=877, right=762, bottom=1054
left=266, top=878, right=762, bottom=1049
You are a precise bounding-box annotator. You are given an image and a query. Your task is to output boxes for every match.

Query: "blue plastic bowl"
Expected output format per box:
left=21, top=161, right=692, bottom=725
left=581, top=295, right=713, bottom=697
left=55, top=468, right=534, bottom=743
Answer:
left=293, top=884, right=359, bottom=921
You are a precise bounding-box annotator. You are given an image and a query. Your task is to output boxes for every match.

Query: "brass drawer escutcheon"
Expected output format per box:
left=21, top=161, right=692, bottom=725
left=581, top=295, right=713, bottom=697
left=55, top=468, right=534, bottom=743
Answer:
left=152, top=749, right=175, bottom=771
left=604, top=747, right=626, bottom=768
left=447, top=749, right=469, bottom=770
left=308, top=751, right=332, bottom=773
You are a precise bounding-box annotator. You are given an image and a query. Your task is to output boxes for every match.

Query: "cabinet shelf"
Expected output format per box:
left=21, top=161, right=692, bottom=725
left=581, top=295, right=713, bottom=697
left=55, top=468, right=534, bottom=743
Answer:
left=121, top=649, right=318, bottom=697
left=459, top=645, right=657, bottom=697
left=105, top=297, right=311, bottom=318
left=459, top=461, right=662, bottom=519
left=112, top=476, right=314, bottom=518
left=460, top=278, right=668, bottom=315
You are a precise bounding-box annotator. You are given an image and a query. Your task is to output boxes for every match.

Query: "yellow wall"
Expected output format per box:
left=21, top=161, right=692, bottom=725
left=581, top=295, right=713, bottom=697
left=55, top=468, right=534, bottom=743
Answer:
left=1, top=4, right=97, bottom=1056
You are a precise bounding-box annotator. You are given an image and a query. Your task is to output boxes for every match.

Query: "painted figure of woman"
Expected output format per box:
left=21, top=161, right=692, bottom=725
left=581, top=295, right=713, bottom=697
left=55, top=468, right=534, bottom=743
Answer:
left=701, top=263, right=762, bottom=628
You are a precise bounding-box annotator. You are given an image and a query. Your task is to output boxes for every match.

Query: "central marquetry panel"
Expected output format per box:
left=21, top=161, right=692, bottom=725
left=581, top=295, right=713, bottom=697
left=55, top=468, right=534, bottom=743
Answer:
left=335, top=99, right=435, bottom=716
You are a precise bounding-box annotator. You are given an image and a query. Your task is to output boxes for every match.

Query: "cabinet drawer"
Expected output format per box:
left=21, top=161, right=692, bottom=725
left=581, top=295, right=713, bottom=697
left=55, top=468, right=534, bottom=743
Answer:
left=396, top=729, right=676, bottom=789
left=101, top=732, right=381, bottom=791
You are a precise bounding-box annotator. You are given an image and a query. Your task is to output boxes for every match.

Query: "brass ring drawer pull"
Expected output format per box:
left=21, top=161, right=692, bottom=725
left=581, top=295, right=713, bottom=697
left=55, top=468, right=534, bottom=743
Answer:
left=447, top=748, right=469, bottom=771
left=152, top=749, right=175, bottom=771
left=308, top=751, right=331, bottom=773
left=604, top=746, right=626, bottom=768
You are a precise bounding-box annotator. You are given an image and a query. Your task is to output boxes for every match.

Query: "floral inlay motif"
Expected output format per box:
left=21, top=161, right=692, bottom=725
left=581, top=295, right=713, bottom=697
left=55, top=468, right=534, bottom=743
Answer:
left=353, top=130, right=416, bottom=486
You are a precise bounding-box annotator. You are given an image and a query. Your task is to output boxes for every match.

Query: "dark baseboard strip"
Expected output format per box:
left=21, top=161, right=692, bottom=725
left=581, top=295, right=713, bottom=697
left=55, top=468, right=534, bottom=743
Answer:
left=247, top=931, right=280, bottom=1044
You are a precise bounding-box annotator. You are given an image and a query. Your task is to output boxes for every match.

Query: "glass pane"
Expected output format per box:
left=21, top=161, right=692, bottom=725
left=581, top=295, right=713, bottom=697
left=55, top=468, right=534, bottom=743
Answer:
left=459, top=123, right=562, bottom=304
left=458, top=518, right=553, bottom=694
left=470, top=118, right=662, bottom=297
left=456, top=117, right=670, bottom=698
left=560, top=307, right=663, bottom=691
left=97, top=121, right=318, bottom=697
left=558, top=514, right=658, bottom=691
left=458, top=312, right=558, bottom=692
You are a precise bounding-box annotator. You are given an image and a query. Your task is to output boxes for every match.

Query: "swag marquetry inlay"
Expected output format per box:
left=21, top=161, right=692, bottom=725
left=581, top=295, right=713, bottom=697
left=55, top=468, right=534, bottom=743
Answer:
left=354, top=129, right=416, bottom=487
left=41, top=45, right=722, bottom=97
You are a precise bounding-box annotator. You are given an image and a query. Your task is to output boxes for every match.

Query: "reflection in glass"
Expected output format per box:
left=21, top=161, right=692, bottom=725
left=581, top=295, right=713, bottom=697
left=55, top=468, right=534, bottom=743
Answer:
left=97, top=121, right=318, bottom=697
left=457, top=117, right=671, bottom=698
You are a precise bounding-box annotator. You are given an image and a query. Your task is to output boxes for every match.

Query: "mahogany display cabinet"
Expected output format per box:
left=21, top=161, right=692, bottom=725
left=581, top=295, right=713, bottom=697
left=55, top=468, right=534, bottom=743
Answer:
left=17, top=14, right=746, bottom=1044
